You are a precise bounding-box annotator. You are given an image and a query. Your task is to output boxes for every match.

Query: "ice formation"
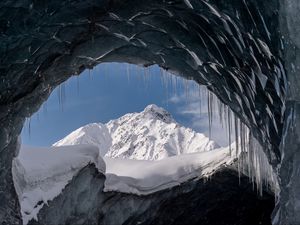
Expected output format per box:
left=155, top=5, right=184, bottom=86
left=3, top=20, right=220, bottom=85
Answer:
left=103, top=147, right=235, bottom=195
left=12, top=145, right=105, bottom=225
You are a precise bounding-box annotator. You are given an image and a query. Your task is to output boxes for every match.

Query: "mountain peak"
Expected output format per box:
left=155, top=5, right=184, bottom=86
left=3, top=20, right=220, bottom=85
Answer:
left=143, top=104, right=173, bottom=123
left=54, top=105, right=220, bottom=160
left=144, top=104, right=164, bottom=112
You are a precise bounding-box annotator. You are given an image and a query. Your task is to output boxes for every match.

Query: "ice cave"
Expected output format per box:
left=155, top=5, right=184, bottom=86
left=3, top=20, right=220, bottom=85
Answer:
left=0, top=0, right=300, bottom=225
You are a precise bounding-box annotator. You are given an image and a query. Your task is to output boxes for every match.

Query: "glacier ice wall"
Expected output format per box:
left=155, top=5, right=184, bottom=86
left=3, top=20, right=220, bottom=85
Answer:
left=271, top=0, right=300, bottom=224
left=0, top=0, right=298, bottom=224
left=29, top=164, right=275, bottom=225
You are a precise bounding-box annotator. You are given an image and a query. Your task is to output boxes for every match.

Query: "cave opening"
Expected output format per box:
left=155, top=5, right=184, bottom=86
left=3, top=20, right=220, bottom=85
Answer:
left=3, top=0, right=300, bottom=224
left=14, top=62, right=277, bottom=225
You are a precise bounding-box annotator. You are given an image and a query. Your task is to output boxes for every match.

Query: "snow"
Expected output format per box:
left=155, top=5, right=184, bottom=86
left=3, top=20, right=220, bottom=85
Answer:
left=13, top=104, right=237, bottom=224
left=53, top=123, right=111, bottom=157
left=12, top=145, right=105, bottom=225
left=104, top=147, right=235, bottom=195
left=13, top=144, right=235, bottom=224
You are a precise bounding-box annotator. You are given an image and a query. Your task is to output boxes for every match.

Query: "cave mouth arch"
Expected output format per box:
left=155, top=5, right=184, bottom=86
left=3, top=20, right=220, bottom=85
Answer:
left=0, top=0, right=288, bottom=224
left=16, top=61, right=278, bottom=225
left=21, top=61, right=278, bottom=188
left=3, top=0, right=285, bottom=163
left=21, top=62, right=238, bottom=148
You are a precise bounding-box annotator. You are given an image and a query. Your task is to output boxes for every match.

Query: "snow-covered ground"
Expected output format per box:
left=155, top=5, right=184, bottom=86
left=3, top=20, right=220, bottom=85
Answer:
left=104, top=147, right=234, bottom=195
left=13, top=145, right=105, bottom=225
left=14, top=105, right=236, bottom=224
left=14, top=144, right=234, bottom=224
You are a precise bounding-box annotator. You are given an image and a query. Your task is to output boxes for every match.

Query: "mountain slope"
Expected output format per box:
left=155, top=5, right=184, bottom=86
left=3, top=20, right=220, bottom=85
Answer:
left=54, top=104, right=220, bottom=160
left=106, top=104, right=219, bottom=160
left=53, top=123, right=111, bottom=157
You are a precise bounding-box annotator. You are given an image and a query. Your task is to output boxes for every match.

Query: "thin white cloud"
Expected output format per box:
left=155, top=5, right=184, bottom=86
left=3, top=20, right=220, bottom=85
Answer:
left=169, top=94, right=181, bottom=104
left=168, top=86, right=233, bottom=147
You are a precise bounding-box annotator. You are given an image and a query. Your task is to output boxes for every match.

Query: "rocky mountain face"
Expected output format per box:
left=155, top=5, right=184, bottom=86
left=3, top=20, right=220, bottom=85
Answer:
left=54, top=105, right=219, bottom=160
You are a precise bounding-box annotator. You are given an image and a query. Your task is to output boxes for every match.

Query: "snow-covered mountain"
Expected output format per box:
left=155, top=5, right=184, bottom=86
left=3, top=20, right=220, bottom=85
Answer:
left=54, top=104, right=220, bottom=160
left=53, top=123, right=111, bottom=157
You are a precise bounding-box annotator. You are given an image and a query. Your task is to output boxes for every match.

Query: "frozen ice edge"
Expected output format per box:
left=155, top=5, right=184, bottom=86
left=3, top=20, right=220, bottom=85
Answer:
left=13, top=144, right=235, bottom=225
left=12, top=145, right=105, bottom=225
left=103, top=147, right=235, bottom=195
left=13, top=138, right=278, bottom=224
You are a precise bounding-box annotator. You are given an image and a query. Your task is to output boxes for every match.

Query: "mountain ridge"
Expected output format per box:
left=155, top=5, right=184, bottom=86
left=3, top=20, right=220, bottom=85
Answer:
left=54, top=104, right=220, bottom=160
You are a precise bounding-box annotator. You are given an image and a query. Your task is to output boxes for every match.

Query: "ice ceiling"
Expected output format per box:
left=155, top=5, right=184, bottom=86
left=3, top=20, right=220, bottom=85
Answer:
left=0, top=0, right=296, bottom=224
left=0, top=0, right=285, bottom=162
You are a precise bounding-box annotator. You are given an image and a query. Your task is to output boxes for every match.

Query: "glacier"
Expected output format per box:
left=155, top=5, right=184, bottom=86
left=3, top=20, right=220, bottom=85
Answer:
left=12, top=145, right=105, bottom=225
left=103, top=149, right=235, bottom=195
left=0, top=0, right=300, bottom=224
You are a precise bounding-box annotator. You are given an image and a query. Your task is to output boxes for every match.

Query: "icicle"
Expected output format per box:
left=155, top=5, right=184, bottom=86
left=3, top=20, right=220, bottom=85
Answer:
left=174, top=75, right=178, bottom=96
left=223, top=105, right=228, bottom=141
left=240, top=131, right=279, bottom=196
left=28, top=117, right=31, bottom=139
left=217, top=98, right=223, bottom=128
left=126, top=63, right=130, bottom=83
left=36, top=112, right=40, bottom=122
left=198, top=85, right=202, bottom=115
left=228, top=109, right=232, bottom=155
left=210, top=91, right=215, bottom=121
left=76, top=76, right=80, bottom=96
left=234, top=115, right=239, bottom=157
left=88, top=69, right=91, bottom=80
left=159, top=67, right=164, bottom=87
left=184, top=78, right=188, bottom=104
left=57, top=83, right=66, bottom=111
left=171, top=74, right=175, bottom=96
left=142, top=67, right=147, bottom=90
left=233, top=115, right=240, bottom=182
left=207, top=90, right=212, bottom=139
left=43, top=102, right=47, bottom=116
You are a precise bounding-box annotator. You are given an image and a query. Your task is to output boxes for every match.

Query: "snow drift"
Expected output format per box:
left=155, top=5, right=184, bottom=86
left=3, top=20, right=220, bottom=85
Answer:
left=104, top=147, right=235, bottom=195
left=14, top=105, right=235, bottom=224
left=12, top=145, right=105, bottom=225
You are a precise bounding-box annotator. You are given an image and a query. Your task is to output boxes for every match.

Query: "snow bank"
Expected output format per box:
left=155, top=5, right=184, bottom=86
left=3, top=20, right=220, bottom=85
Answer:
left=104, top=147, right=234, bottom=195
left=13, top=143, right=236, bottom=225
left=12, top=145, right=105, bottom=225
left=14, top=105, right=237, bottom=224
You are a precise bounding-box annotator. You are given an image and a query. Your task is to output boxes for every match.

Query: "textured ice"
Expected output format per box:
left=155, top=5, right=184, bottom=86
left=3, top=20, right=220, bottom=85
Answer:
left=0, top=0, right=296, bottom=223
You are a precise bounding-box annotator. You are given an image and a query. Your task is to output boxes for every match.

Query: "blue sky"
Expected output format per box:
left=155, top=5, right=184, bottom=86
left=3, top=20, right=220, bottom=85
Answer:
left=21, top=63, right=231, bottom=147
